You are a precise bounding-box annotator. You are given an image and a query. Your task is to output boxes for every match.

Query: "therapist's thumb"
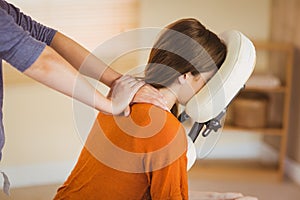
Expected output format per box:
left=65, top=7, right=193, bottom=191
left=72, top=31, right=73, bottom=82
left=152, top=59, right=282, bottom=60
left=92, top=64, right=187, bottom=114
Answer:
left=123, top=106, right=131, bottom=117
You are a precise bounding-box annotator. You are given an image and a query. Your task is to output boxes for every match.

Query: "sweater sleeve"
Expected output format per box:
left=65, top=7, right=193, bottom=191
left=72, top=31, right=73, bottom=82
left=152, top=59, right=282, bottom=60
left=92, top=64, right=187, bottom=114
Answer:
left=0, top=0, right=57, bottom=45
left=144, top=117, right=189, bottom=200
left=147, top=154, right=189, bottom=200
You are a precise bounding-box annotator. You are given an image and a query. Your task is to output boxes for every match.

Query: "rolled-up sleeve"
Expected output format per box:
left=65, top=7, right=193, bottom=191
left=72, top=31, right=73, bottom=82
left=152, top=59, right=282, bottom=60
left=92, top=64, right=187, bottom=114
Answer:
left=0, top=8, right=46, bottom=72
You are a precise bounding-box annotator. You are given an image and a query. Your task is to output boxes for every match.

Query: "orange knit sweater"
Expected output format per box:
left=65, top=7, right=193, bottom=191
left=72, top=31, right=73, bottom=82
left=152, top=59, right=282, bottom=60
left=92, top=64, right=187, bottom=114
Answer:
left=54, top=103, right=188, bottom=200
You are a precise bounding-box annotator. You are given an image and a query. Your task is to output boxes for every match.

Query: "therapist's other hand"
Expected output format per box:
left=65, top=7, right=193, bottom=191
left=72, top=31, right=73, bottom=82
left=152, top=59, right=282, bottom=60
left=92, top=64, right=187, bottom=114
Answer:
left=132, top=84, right=169, bottom=111
left=189, top=191, right=258, bottom=200
left=107, top=75, right=144, bottom=116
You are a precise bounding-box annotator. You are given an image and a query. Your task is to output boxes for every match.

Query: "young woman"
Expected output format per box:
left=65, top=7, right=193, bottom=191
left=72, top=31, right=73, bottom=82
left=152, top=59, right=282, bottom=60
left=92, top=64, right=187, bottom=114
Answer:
left=54, top=19, right=255, bottom=200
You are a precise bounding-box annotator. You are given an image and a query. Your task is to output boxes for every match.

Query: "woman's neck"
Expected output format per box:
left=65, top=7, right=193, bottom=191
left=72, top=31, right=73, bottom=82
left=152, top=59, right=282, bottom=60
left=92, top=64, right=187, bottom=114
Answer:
left=158, top=87, right=178, bottom=110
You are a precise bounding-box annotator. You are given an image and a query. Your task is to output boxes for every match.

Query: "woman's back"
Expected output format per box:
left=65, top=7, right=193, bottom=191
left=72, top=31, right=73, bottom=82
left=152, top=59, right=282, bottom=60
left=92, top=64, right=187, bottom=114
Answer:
left=54, top=103, right=188, bottom=200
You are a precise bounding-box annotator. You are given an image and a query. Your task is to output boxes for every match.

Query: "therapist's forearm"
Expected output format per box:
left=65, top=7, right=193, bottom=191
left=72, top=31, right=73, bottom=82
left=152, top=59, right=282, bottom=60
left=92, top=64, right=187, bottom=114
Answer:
left=24, top=45, right=114, bottom=113
left=50, top=32, right=121, bottom=87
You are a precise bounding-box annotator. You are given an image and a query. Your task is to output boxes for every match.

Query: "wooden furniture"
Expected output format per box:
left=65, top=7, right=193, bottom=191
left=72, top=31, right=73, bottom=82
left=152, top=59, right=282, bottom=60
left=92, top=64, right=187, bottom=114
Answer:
left=195, top=41, right=294, bottom=181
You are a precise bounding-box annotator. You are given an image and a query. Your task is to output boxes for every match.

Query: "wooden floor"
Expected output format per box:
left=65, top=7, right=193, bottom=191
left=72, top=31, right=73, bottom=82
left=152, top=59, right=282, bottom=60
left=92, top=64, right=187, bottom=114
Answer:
left=188, top=161, right=300, bottom=200
left=0, top=184, right=59, bottom=200
left=1, top=162, right=300, bottom=200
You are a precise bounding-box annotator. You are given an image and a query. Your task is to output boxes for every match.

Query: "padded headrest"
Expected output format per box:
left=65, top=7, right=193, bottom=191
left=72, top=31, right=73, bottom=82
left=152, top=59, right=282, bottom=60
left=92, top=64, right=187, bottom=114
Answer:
left=185, top=30, right=256, bottom=123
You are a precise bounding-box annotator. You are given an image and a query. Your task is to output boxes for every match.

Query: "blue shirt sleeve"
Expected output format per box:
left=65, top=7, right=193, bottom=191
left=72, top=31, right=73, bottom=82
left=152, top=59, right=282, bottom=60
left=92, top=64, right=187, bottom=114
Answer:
left=0, top=8, right=46, bottom=72
left=0, top=0, right=57, bottom=46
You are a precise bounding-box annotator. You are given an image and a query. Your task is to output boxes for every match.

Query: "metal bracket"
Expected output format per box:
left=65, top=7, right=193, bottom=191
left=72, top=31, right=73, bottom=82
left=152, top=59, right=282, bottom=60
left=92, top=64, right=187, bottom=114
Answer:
left=178, top=86, right=245, bottom=142
left=178, top=109, right=226, bottom=143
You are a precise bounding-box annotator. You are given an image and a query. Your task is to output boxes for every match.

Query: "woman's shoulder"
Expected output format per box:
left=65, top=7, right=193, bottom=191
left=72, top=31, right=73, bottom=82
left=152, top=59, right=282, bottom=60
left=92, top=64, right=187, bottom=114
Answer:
left=96, top=103, right=186, bottom=153
left=132, top=103, right=182, bottom=124
left=132, top=103, right=185, bottom=138
left=97, top=103, right=183, bottom=129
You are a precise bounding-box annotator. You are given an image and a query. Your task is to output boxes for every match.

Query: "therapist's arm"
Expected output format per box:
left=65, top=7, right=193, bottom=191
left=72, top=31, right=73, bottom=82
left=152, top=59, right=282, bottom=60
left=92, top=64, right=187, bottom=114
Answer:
left=23, top=45, right=143, bottom=115
left=50, top=32, right=168, bottom=110
left=50, top=32, right=120, bottom=87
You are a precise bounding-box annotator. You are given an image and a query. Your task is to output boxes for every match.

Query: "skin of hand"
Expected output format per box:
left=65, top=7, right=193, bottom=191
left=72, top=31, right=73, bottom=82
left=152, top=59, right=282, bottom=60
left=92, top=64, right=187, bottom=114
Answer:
left=107, top=75, right=145, bottom=116
left=188, top=191, right=258, bottom=200
left=107, top=82, right=169, bottom=115
left=132, top=84, right=169, bottom=111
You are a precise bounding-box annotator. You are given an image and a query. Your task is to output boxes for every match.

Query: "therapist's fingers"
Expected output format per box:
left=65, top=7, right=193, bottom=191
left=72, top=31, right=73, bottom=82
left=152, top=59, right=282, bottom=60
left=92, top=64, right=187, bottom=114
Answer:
left=123, top=106, right=131, bottom=117
left=108, top=75, right=145, bottom=115
left=133, top=84, right=169, bottom=111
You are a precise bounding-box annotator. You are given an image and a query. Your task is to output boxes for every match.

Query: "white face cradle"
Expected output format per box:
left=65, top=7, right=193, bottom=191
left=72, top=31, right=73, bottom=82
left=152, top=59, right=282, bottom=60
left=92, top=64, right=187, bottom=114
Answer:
left=185, top=30, right=256, bottom=171
left=185, top=30, right=256, bottom=123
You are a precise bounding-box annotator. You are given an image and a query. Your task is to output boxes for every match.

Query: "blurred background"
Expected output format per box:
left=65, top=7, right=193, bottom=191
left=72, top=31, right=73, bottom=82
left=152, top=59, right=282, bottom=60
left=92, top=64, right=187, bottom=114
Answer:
left=0, top=0, right=300, bottom=199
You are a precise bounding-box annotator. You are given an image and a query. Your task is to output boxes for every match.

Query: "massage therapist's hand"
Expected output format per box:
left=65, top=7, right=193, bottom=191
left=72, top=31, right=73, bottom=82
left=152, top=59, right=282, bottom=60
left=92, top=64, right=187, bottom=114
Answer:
left=189, top=191, right=258, bottom=200
left=132, top=84, right=169, bottom=111
left=107, top=75, right=145, bottom=116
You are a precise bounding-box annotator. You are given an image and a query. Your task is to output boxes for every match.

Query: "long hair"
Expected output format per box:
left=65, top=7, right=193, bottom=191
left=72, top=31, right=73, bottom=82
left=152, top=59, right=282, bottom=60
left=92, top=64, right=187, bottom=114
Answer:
left=144, top=18, right=227, bottom=116
left=145, top=18, right=226, bottom=89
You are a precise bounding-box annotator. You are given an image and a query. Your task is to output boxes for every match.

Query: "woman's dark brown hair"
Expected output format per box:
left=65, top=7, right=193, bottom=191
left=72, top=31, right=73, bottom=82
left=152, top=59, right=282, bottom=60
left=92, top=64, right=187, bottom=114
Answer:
left=145, top=18, right=227, bottom=89
left=144, top=18, right=227, bottom=116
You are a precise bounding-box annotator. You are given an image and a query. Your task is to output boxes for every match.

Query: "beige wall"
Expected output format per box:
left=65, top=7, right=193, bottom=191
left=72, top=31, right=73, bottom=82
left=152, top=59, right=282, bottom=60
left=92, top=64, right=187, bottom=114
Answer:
left=2, top=66, right=82, bottom=167
left=0, top=0, right=272, bottom=186
left=140, top=0, right=271, bottom=40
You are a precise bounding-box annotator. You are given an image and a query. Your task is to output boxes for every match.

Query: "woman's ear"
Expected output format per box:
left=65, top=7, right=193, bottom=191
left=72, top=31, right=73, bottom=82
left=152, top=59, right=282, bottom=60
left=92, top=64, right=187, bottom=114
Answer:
left=178, top=73, right=189, bottom=85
